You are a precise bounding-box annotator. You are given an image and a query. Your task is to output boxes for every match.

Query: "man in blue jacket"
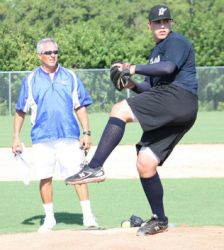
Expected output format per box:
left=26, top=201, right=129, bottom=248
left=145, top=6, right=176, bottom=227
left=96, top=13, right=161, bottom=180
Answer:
left=12, top=38, right=98, bottom=232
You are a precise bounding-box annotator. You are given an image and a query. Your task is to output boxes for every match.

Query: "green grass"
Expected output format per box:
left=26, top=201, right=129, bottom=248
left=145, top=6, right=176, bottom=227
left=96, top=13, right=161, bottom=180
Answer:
left=1, top=111, right=223, bottom=234
left=0, top=178, right=224, bottom=234
left=1, top=111, right=224, bottom=147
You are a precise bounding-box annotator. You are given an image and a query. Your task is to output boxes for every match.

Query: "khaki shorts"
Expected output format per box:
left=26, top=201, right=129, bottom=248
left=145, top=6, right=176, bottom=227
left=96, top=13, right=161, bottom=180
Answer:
left=32, top=139, right=83, bottom=180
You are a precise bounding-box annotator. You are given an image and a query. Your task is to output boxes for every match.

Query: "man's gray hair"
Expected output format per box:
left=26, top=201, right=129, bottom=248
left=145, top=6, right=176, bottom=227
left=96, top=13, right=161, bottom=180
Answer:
left=36, top=38, right=58, bottom=54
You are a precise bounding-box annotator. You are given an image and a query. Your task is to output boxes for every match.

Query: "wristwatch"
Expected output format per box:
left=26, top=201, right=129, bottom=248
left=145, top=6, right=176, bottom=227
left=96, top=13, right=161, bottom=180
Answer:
left=83, top=130, right=91, bottom=136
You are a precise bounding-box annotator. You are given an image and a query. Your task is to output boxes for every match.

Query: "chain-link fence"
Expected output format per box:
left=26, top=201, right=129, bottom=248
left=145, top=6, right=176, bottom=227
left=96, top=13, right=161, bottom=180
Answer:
left=0, top=67, right=224, bottom=115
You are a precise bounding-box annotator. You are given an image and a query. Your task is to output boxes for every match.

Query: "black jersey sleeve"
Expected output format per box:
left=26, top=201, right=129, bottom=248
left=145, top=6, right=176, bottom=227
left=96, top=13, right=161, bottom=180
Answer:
left=135, top=61, right=176, bottom=77
left=131, top=80, right=151, bottom=93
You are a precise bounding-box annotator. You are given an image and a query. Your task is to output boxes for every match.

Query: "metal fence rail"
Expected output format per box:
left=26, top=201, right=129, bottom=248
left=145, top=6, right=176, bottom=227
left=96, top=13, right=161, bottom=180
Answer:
left=0, top=67, right=224, bottom=115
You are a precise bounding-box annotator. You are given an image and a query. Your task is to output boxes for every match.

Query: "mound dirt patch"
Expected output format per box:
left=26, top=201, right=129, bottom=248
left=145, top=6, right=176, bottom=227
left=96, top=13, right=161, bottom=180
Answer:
left=1, top=226, right=224, bottom=250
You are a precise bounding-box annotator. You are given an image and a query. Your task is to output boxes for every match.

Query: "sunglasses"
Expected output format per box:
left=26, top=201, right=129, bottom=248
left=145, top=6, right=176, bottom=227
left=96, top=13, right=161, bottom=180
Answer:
left=41, top=50, right=59, bottom=55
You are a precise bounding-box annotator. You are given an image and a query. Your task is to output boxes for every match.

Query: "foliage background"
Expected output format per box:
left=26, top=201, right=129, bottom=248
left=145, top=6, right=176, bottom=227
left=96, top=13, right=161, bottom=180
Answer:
left=0, top=0, right=224, bottom=71
left=0, top=1, right=224, bottom=115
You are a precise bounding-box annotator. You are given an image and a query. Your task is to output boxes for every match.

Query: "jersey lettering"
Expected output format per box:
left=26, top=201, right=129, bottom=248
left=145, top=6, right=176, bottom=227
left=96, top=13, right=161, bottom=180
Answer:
left=150, top=55, right=160, bottom=64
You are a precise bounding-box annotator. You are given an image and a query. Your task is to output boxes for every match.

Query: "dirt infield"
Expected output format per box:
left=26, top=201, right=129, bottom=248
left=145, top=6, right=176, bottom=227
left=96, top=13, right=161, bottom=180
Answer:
left=1, top=144, right=224, bottom=180
left=1, top=226, right=224, bottom=250
left=1, top=145, right=224, bottom=249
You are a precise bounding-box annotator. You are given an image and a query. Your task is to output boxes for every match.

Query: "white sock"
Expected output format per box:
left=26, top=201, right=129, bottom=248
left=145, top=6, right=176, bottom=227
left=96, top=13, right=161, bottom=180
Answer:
left=80, top=200, right=93, bottom=218
left=43, top=203, right=54, bottom=219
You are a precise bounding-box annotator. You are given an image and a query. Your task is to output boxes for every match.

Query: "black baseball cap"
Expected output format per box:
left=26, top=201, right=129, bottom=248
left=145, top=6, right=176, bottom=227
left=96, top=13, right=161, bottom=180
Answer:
left=148, top=5, right=172, bottom=21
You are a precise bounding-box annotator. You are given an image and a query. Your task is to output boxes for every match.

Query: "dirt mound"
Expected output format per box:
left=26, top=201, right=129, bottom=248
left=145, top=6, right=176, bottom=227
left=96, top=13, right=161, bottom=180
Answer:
left=1, top=226, right=224, bottom=250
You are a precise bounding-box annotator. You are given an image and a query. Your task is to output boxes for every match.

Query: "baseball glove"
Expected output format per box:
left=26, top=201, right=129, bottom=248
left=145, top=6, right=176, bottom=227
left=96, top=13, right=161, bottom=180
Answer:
left=129, top=215, right=144, bottom=227
left=110, top=66, right=131, bottom=91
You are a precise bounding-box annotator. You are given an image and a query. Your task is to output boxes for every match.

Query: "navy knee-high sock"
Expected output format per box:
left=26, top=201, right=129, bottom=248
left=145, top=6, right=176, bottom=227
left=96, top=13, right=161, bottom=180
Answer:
left=89, top=117, right=125, bottom=169
left=140, top=172, right=166, bottom=219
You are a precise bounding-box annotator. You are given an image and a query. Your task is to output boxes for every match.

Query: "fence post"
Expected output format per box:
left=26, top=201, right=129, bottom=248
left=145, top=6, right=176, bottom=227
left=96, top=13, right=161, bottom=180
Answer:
left=8, top=72, right=11, bottom=116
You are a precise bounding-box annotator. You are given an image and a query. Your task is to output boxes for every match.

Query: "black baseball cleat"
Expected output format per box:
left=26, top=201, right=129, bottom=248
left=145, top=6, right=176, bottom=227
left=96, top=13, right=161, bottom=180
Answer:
left=65, top=164, right=105, bottom=185
left=136, top=214, right=168, bottom=236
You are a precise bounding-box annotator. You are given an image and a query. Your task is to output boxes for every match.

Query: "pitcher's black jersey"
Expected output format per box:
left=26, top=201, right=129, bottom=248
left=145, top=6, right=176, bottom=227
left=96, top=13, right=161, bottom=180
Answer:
left=148, top=31, right=197, bottom=95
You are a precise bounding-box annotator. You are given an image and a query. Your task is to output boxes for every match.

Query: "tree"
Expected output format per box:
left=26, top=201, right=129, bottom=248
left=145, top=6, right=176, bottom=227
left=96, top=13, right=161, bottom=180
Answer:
left=0, top=0, right=223, bottom=70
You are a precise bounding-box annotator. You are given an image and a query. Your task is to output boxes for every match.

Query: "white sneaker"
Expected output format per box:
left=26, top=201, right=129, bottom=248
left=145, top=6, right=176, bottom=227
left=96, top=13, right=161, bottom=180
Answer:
left=83, top=215, right=98, bottom=228
left=38, top=217, right=56, bottom=233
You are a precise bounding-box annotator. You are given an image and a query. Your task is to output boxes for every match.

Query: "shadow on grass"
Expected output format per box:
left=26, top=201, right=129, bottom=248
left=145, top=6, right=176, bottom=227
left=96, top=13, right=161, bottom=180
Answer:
left=22, top=212, right=83, bottom=226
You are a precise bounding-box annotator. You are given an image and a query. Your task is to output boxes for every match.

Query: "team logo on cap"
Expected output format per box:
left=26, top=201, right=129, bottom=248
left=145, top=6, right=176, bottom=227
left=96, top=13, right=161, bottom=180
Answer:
left=158, top=7, right=167, bottom=16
